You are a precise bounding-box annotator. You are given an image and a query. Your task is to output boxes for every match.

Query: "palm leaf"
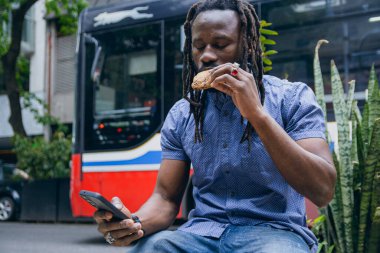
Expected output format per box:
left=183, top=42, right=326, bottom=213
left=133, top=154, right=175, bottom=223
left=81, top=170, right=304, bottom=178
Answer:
left=368, top=120, right=380, bottom=249
left=313, top=40, right=329, bottom=140
left=369, top=120, right=380, bottom=225
left=329, top=151, right=345, bottom=252
left=351, top=101, right=360, bottom=252
left=362, top=103, right=369, bottom=156
left=367, top=207, right=380, bottom=253
left=331, top=60, right=354, bottom=253
left=358, top=119, right=380, bottom=253
left=367, top=66, right=380, bottom=148
left=345, top=81, right=355, bottom=119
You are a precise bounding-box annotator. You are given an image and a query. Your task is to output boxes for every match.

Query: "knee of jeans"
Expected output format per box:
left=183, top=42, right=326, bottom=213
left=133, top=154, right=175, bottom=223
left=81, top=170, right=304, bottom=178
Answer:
left=153, top=237, right=174, bottom=251
left=258, top=232, right=310, bottom=253
left=126, top=231, right=173, bottom=253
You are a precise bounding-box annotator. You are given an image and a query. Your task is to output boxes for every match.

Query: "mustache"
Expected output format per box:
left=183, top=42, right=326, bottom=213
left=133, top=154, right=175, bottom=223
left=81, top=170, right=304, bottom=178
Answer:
left=198, top=64, right=218, bottom=72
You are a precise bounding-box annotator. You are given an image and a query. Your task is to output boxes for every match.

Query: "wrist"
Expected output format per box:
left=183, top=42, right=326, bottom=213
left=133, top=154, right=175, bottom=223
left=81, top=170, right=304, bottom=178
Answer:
left=131, top=214, right=141, bottom=224
left=247, top=107, right=268, bottom=127
left=131, top=214, right=145, bottom=236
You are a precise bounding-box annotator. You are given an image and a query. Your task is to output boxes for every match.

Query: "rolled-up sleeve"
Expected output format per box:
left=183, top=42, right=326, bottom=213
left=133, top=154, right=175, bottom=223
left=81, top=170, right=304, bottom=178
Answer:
left=161, top=105, right=190, bottom=162
left=284, top=83, right=326, bottom=141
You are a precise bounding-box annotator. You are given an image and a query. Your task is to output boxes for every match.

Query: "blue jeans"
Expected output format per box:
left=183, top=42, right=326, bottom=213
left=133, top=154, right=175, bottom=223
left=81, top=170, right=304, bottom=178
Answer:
left=126, top=225, right=311, bottom=253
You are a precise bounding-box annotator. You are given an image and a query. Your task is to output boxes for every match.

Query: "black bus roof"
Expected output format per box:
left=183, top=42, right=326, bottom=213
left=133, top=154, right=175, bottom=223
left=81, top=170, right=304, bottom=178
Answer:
left=80, top=0, right=260, bottom=33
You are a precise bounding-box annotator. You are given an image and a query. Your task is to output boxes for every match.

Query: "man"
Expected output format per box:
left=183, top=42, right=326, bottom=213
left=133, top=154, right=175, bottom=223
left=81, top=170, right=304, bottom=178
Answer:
left=94, top=0, right=336, bottom=252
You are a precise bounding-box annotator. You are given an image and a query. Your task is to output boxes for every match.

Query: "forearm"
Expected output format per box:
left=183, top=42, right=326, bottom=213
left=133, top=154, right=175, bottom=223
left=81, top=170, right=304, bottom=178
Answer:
left=133, top=192, right=180, bottom=236
left=248, top=111, right=336, bottom=207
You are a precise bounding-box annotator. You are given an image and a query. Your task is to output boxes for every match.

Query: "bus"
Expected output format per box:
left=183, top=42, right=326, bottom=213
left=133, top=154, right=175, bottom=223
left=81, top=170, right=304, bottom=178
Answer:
left=71, top=0, right=198, bottom=219
left=70, top=0, right=380, bottom=219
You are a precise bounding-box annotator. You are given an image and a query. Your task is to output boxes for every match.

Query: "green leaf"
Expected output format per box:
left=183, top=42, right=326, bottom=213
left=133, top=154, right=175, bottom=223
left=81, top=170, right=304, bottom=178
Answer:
left=345, top=80, right=356, bottom=119
left=264, top=66, right=272, bottom=72
left=260, top=28, right=279, bottom=36
left=362, top=103, right=370, bottom=156
left=329, top=152, right=346, bottom=253
left=263, top=58, right=272, bottom=66
left=367, top=204, right=380, bottom=253
left=331, top=60, right=354, bottom=253
left=314, top=215, right=327, bottom=224
left=358, top=119, right=380, bottom=253
left=262, top=39, right=276, bottom=45
left=260, top=20, right=272, bottom=27
left=367, top=65, right=380, bottom=149
left=317, top=241, right=327, bottom=253
left=313, top=40, right=329, bottom=141
left=263, top=50, right=278, bottom=56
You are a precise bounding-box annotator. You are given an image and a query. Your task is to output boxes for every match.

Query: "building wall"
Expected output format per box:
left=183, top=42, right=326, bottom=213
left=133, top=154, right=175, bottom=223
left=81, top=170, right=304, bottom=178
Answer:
left=30, top=0, right=46, bottom=94
left=50, top=34, right=76, bottom=123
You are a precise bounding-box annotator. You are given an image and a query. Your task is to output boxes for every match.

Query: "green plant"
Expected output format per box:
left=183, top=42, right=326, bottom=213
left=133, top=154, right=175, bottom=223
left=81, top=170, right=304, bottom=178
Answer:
left=260, top=20, right=278, bottom=73
left=313, top=39, right=380, bottom=253
left=311, top=215, right=335, bottom=253
left=12, top=92, right=71, bottom=179
left=45, top=0, right=88, bottom=35
left=13, top=131, right=71, bottom=179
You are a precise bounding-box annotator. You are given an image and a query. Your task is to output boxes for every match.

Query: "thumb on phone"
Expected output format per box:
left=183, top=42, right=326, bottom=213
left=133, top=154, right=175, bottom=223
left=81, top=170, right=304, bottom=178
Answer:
left=111, top=196, right=132, bottom=218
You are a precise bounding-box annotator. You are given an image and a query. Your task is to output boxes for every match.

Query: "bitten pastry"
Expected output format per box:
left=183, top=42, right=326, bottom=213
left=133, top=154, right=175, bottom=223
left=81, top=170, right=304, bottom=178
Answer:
left=191, top=70, right=212, bottom=90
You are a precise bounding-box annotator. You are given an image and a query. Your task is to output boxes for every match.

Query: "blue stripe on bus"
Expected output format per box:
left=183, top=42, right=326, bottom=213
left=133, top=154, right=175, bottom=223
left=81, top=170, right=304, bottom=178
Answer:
left=83, top=151, right=162, bottom=166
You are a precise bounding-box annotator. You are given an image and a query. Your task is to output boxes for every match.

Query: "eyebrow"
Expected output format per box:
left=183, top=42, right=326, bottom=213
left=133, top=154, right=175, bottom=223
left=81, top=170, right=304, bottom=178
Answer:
left=213, top=35, right=233, bottom=41
left=192, top=35, right=233, bottom=43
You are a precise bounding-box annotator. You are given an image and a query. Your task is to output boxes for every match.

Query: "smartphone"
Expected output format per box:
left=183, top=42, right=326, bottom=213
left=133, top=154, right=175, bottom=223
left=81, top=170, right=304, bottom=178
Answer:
left=79, top=190, right=129, bottom=220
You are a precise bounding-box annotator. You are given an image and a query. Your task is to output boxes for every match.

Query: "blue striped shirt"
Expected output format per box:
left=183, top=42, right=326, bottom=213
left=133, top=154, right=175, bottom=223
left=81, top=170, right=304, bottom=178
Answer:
left=161, top=75, right=326, bottom=253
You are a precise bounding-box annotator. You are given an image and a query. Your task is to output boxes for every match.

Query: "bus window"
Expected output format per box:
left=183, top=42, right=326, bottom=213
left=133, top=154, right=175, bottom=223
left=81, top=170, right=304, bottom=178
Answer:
left=261, top=0, right=380, bottom=120
left=84, top=23, right=162, bottom=151
left=163, top=19, right=186, bottom=116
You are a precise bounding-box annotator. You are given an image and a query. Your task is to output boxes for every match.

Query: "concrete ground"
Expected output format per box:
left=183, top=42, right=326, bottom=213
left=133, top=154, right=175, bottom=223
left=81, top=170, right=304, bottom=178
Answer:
left=0, top=221, right=131, bottom=253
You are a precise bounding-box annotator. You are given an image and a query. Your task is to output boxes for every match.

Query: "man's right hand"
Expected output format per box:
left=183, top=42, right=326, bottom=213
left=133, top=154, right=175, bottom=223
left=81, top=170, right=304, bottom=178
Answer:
left=94, top=197, right=144, bottom=246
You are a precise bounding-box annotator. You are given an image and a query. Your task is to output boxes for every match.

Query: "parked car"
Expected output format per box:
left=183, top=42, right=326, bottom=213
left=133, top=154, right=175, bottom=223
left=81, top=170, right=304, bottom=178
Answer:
left=0, top=162, right=28, bottom=221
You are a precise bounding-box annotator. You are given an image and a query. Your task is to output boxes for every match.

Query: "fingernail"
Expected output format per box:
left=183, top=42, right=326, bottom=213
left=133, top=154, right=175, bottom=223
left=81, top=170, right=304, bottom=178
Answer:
left=112, top=198, right=122, bottom=208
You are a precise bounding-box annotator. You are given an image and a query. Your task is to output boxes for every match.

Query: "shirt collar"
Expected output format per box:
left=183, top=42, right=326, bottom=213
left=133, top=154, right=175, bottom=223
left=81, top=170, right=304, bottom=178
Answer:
left=207, top=90, right=232, bottom=111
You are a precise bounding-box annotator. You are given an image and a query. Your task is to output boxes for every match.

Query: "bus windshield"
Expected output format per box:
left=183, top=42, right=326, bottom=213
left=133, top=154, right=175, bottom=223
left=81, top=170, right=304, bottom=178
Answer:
left=84, top=23, right=162, bottom=151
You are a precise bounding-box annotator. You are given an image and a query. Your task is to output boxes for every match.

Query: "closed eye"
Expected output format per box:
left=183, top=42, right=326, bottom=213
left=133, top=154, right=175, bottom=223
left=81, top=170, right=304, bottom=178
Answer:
left=214, top=44, right=228, bottom=50
left=195, top=46, right=205, bottom=50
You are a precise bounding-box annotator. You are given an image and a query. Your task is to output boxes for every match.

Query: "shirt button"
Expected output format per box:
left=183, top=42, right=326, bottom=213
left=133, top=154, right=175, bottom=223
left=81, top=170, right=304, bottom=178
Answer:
left=225, top=170, right=230, bottom=174
left=230, top=191, right=235, bottom=197
left=223, top=143, right=228, bottom=148
left=223, top=110, right=229, bottom=117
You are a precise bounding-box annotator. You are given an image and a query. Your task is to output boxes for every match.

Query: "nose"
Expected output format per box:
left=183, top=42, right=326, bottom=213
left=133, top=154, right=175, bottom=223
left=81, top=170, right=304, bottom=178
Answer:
left=199, top=45, right=217, bottom=65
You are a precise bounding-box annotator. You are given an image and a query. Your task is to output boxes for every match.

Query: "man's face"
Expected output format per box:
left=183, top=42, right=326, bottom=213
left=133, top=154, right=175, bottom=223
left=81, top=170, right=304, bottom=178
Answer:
left=191, top=10, right=242, bottom=72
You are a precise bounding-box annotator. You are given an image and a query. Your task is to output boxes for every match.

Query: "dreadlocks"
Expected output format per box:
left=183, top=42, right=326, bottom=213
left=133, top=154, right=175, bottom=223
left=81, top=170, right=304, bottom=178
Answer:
left=182, top=0, right=265, bottom=150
